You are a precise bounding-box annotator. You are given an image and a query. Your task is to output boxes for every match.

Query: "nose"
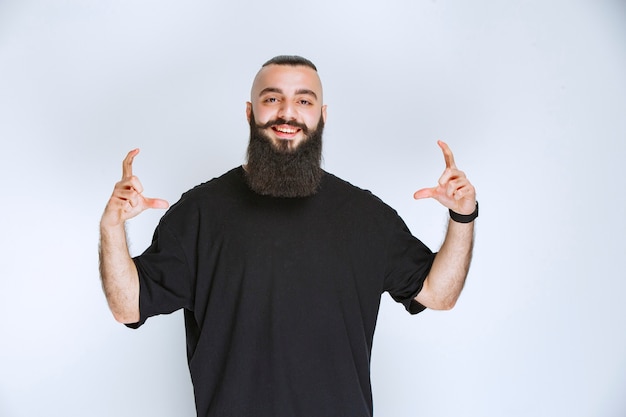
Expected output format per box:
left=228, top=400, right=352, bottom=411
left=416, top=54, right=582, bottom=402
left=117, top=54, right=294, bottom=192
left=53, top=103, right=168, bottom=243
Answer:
left=277, top=101, right=297, bottom=121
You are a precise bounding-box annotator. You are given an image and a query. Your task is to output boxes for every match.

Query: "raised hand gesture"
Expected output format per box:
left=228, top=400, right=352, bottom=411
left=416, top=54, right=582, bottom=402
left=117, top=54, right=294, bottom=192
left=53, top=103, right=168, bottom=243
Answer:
left=413, top=140, right=476, bottom=216
left=101, top=149, right=169, bottom=228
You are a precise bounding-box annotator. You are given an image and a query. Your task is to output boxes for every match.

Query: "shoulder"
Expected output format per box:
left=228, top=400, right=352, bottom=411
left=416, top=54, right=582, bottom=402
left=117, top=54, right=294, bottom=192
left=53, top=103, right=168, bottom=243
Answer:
left=162, top=167, right=246, bottom=219
left=184, top=166, right=245, bottom=198
left=321, top=171, right=375, bottom=198
left=320, top=171, right=400, bottom=219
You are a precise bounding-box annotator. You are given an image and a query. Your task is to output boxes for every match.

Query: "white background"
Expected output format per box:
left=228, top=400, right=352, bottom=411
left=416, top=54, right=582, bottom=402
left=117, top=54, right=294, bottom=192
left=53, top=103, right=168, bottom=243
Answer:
left=1, top=1, right=625, bottom=416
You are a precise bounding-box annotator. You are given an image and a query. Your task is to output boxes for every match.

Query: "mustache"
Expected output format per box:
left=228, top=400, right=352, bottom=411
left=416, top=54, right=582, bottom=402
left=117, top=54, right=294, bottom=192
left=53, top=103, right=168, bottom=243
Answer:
left=255, top=118, right=309, bottom=133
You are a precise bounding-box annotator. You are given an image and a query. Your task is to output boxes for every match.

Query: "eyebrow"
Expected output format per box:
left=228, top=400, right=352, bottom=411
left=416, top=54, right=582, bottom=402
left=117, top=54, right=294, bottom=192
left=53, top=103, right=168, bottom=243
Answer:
left=258, top=87, right=318, bottom=100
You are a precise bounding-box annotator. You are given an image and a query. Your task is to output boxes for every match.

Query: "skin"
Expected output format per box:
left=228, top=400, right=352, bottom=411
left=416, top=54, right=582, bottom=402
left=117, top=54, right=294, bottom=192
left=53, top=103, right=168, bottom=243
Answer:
left=246, top=64, right=327, bottom=151
left=413, top=140, right=476, bottom=310
left=99, top=149, right=169, bottom=323
left=99, top=65, right=476, bottom=324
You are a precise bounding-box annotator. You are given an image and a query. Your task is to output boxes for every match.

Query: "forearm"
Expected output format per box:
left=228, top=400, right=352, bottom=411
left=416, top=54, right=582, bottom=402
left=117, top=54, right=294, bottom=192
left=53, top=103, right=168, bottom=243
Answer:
left=99, top=223, right=140, bottom=323
left=416, top=219, right=474, bottom=310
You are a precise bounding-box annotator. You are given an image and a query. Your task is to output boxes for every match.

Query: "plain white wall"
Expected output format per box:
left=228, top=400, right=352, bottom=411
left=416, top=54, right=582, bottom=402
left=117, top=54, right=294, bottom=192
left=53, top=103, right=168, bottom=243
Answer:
left=1, top=1, right=625, bottom=416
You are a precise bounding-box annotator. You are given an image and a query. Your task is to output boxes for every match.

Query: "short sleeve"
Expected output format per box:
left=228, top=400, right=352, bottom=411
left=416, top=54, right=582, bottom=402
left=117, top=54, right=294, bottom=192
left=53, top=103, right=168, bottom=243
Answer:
left=126, top=221, right=193, bottom=328
left=383, top=215, right=436, bottom=315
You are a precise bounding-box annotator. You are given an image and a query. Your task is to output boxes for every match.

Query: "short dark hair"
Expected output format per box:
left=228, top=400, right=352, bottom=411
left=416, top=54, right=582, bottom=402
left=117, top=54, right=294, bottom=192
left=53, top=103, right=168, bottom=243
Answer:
left=262, top=55, right=318, bottom=72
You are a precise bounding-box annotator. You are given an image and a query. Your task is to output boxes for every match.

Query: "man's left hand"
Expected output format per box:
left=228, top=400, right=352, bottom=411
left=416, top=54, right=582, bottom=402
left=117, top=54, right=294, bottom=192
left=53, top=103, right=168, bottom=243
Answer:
left=413, top=140, right=476, bottom=215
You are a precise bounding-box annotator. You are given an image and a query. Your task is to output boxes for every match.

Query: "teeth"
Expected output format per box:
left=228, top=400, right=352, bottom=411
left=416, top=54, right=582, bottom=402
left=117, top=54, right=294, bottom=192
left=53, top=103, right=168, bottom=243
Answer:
left=275, top=126, right=298, bottom=134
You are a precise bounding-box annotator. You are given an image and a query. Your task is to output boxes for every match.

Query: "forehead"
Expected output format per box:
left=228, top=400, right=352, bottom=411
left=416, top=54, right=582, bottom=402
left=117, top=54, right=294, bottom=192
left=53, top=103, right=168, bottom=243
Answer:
left=251, top=65, right=323, bottom=100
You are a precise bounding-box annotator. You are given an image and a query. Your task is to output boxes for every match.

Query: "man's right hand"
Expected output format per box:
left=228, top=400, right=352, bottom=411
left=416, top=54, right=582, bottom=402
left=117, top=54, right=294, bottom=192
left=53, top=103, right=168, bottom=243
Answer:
left=101, top=149, right=169, bottom=228
left=99, top=149, right=168, bottom=324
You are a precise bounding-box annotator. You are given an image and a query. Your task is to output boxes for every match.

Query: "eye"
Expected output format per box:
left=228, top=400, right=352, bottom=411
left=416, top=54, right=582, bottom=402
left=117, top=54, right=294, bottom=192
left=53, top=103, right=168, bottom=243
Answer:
left=299, top=99, right=312, bottom=105
left=264, top=97, right=278, bottom=103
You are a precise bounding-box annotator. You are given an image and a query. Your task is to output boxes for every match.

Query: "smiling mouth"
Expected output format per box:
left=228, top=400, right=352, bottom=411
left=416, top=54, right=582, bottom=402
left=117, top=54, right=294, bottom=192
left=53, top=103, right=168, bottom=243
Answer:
left=272, top=125, right=301, bottom=139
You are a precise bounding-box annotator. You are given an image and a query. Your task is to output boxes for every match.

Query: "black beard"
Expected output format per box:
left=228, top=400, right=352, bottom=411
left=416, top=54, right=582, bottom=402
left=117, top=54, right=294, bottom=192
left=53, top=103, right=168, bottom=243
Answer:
left=244, top=112, right=324, bottom=198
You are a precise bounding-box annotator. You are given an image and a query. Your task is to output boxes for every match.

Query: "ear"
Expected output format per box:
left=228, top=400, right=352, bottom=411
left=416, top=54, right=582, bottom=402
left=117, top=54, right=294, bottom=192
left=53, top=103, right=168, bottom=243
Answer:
left=321, top=104, right=328, bottom=124
left=246, top=102, right=252, bottom=122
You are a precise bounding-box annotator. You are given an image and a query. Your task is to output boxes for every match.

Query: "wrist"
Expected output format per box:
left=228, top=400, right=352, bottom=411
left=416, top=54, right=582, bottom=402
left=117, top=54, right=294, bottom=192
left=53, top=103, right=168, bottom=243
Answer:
left=449, top=201, right=478, bottom=223
left=100, top=217, right=127, bottom=236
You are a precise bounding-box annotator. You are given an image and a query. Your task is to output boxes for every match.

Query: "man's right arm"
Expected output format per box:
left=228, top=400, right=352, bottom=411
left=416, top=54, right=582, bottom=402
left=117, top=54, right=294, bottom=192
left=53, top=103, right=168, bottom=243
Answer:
left=99, top=149, right=169, bottom=324
left=99, top=223, right=140, bottom=323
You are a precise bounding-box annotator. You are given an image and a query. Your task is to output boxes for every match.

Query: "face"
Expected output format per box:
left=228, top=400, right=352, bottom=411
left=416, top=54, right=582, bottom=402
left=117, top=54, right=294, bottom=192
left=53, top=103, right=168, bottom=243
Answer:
left=246, top=64, right=327, bottom=152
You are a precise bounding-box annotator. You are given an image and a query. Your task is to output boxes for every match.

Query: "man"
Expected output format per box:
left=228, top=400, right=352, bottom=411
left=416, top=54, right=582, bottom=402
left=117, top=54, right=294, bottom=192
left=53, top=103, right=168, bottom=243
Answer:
left=99, top=55, right=477, bottom=417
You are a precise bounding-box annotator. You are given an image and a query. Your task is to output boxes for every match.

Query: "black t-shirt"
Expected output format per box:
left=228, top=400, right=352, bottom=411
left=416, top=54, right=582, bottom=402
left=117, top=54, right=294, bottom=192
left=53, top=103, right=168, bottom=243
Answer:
left=131, top=167, right=435, bottom=417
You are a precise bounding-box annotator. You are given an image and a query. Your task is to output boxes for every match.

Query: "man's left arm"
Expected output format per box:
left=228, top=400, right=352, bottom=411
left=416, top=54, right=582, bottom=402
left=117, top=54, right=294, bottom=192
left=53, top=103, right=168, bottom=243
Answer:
left=413, top=140, right=477, bottom=310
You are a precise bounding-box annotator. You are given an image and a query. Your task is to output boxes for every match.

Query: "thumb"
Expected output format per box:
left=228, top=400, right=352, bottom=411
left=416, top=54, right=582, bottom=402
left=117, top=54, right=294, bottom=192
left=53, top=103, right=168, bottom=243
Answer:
left=144, top=197, right=170, bottom=210
left=413, top=187, right=435, bottom=200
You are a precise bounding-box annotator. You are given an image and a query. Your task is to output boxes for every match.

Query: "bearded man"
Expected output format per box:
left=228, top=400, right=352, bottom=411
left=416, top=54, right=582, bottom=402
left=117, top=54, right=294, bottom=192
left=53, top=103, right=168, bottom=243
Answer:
left=99, top=55, right=478, bottom=417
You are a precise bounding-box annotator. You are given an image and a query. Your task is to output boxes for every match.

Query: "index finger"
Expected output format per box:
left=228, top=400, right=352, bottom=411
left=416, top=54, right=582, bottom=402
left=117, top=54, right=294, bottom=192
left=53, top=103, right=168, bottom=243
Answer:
left=437, top=140, right=457, bottom=169
left=122, top=148, right=140, bottom=179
